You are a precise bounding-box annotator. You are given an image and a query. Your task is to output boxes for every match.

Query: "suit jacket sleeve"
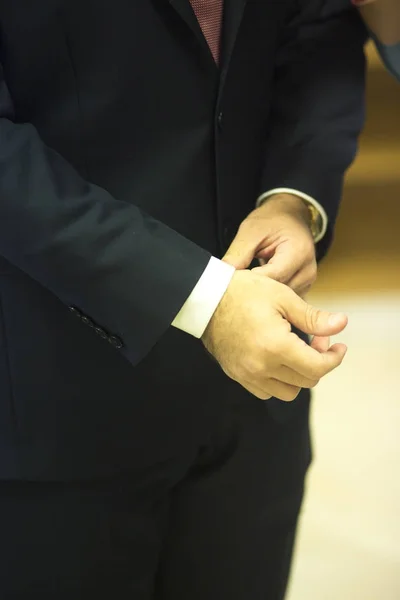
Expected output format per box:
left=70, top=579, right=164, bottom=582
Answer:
left=0, top=78, right=211, bottom=366
left=260, top=1, right=368, bottom=260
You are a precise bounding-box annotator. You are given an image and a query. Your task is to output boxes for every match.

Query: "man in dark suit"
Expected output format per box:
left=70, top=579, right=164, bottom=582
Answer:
left=0, top=1, right=366, bottom=598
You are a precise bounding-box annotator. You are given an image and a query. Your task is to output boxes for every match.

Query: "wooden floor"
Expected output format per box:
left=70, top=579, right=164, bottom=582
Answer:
left=286, top=43, right=400, bottom=600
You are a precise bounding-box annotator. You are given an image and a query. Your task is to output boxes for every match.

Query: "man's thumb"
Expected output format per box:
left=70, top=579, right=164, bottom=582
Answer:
left=283, top=292, right=348, bottom=336
left=222, top=233, right=258, bottom=270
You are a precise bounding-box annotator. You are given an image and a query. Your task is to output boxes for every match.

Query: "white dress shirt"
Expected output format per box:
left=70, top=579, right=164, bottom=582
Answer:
left=172, top=189, right=328, bottom=338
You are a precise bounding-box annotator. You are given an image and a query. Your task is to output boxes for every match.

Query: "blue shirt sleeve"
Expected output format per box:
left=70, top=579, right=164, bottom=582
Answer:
left=374, top=40, right=400, bottom=81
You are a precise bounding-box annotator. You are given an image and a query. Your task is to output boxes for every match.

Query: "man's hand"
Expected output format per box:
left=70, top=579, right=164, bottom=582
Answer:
left=202, top=270, right=347, bottom=401
left=223, top=193, right=317, bottom=297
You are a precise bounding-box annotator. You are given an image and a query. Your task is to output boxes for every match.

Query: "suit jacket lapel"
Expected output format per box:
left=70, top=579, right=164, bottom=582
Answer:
left=168, top=0, right=215, bottom=62
left=167, top=0, right=248, bottom=74
left=220, top=0, right=247, bottom=72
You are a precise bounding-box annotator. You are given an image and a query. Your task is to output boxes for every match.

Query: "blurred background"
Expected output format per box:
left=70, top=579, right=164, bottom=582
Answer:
left=287, top=42, right=400, bottom=600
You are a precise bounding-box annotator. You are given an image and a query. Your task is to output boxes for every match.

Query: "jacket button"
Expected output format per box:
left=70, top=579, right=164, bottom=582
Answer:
left=108, top=335, right=123, bottom=349
left=69, top=306, right=81, bottom=317
left=217, top=111, right=223, bottom=129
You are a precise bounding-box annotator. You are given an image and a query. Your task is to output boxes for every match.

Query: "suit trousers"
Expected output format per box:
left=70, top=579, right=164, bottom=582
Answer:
left=0, top=389, right=311, bottom=600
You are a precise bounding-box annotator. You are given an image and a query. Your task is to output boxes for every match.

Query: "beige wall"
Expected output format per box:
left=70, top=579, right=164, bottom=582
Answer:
left=287, top=42, right=400, bottom=600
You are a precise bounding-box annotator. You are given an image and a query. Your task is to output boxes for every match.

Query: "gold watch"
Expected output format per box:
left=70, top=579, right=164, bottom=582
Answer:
left=303, top=200, right=323, bottom=242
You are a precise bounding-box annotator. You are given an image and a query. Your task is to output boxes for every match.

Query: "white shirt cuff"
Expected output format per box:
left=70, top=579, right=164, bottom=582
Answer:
left=256, top=187, right=328, bottom=244
left=171, top=257, right=235, bottom=338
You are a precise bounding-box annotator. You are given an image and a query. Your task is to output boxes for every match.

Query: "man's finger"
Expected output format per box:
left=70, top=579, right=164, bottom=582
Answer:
left=243, top=377, right=300, bottom=402
left=242, top=379, right=272, bottom=401
left=253, top=263, right=292, bottom=284
left=254, top=248, right=302, bottom=283
left=272, top=364, right=319, bottom=389
left=223, top=231, right=257, bottom=270
left=287, top=263, right=317, bottom=296
left=282, top=335, right=348, bottom=379
left=261, top=378, right=301, bottom=402
left=310, top=335, right=330, bottom=353
left=280, top=289, right=348, bottom=337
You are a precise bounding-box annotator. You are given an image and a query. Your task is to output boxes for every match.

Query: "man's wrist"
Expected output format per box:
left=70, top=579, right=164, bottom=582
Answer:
left=256, top=188, right=328, bottom=243
left=258, top=192, right=310, bottom=220
left=171, top=257, right=235, bottom=339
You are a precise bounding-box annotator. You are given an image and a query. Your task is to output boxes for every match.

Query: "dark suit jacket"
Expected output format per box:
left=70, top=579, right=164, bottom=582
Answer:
left=0, top=0, right=366, bottom=479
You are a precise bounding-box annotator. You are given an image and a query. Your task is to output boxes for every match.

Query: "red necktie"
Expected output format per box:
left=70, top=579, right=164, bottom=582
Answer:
left=190, top=0, right=224, bottom=63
